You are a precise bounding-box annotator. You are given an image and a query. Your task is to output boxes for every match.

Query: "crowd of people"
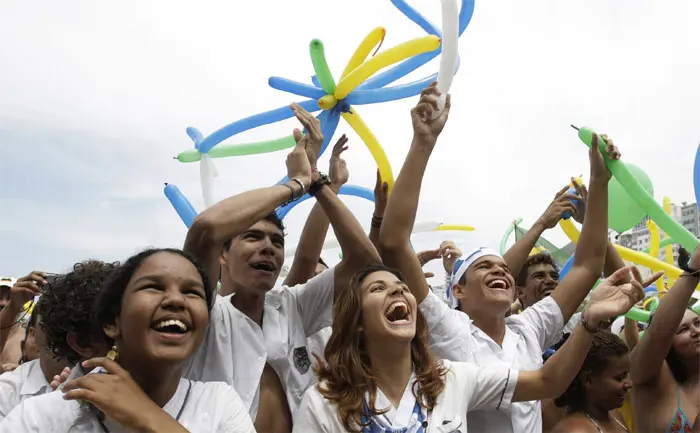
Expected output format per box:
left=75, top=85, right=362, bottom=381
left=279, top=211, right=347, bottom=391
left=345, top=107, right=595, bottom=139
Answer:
left=0, top=84, right=698, bottom=432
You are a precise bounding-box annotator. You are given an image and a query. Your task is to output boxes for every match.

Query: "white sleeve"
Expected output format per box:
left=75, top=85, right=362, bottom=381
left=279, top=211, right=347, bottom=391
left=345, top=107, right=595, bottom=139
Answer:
left=292, top=388, right=333, bottom=433
left=419, top=291, right=470, bottom=357
left=217, top=385, right=256, bottom=433
left=0, top=374, right=20, bottom=420
left=516, top=296, right=565, bottom=350
left=456, top=362, right=519, bottom=412
left=0, top=398, right=40, bottom=433
left=288, top=269, right=335, bottom=336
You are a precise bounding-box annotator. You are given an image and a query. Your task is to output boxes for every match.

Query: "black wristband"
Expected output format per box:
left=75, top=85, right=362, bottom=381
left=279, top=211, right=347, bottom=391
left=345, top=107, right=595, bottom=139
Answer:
left=581, top=311, right=601, bottom=333
left=309, top=173, right=331, bottom=196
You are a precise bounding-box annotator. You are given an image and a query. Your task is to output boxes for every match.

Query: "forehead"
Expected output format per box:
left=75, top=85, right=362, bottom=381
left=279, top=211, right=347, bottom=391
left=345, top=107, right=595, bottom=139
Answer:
left=246, top=220, right=284, bottom=237
left=362, top=270, right=403, bottom=288
left=527, top=262, right=557, bottom=275
left=0, top=286, right=10, bottom=296
left=131, top=252, right=200, bottom=282
left=681, top=309, right=700, bottom=324
left=471, top=255, right=506, bottom=268
left=602, top=354, right=630, bottom=373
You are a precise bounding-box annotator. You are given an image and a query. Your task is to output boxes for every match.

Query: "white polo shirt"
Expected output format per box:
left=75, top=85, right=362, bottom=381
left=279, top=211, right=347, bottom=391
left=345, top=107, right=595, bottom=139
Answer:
left=0, top=359, right=51, bottom=420
left=183, top=269, right=335, bottom=420
left=419, top=291, right=564, bottom=433
left=0, top=378, right=254, bottom=433
left=306, top=326, right=332, bottom=368
left=293, top=360, right=518, bottom=433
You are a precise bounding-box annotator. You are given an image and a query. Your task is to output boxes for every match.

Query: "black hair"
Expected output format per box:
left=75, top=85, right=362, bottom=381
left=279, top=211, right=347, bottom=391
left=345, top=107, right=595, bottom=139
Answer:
left=223, top=212, right=286, bottom=251
left=516, top=253, right=559, bottom=287
left=555, top=331, right=628, bottom=411
left=92, top=248, right=213, bottom=346
left=318, top=257, right=329, bottom=269
left=40, top=260, right=119, bottom=364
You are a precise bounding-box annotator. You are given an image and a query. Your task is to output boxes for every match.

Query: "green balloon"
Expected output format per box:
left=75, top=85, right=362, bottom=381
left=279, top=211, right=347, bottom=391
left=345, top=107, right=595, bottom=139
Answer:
left=176, top=135, right=297, bottom=163
left=608, top=163, right=653, bottom=233
left=642, top=236, right=674, bottom=253
left=625, top=307, right=651, bottom=323
left=310, top=39, right=336, bottom=94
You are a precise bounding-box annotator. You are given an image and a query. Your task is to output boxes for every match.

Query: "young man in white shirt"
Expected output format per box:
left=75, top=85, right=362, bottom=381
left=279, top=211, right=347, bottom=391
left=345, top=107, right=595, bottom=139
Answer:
left=378, top=84, right=623, bottom=433
left=183, top=105, right=381, bottom=433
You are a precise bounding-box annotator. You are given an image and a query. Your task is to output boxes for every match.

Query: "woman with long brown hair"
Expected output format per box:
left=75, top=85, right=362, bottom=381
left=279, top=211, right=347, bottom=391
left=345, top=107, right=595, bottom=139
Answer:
left=294, top=263, right=648, bottom=433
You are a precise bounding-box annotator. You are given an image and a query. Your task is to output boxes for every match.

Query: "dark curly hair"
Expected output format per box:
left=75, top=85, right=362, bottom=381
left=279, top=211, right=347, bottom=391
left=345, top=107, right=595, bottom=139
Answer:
left=223, top=212, right=285, bottom=250
left=92, top=248, right=212, bottom=346
left=555, top=331, right=628, bottom=410
left=40, top=260, right=120, bottom=364
left=516, top=252, right=559, bottom=287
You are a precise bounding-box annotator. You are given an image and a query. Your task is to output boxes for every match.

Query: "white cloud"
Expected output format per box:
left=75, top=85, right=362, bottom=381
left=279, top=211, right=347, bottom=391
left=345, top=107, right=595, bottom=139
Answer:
left=1, top=0, right=698, bottom=275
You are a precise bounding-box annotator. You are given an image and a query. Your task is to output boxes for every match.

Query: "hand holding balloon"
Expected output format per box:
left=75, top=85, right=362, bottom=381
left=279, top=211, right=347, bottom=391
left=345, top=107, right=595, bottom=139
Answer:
left=411, top=83, right=451, bottom=147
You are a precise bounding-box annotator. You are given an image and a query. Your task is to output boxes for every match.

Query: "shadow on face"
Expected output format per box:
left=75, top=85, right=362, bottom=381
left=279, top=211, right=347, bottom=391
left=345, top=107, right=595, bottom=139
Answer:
left=519, top=263, right=559, bottom=309
left=671, top=309, right=700, bottom=361
left=0, top=286, right=11, bottom=311
left=221, top=221, right=285, bottom=295
left=584, top=354, right=632, bottom=411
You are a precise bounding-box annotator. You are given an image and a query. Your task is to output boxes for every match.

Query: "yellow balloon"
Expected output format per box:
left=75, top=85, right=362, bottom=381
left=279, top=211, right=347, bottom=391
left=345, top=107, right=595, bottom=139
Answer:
left=647, top=220, right=665, bottom=292
left=334, top=35, right=441, bottom=100
left=663, top=197, right=676, bottom=286
left=341, top=109, right=394, bottom=192
left=318, top=94, right=337, bottom=110
left=340, top=27, right=386, bottom=80
left=559, top=219, right=697, bottom=288
left=434, top=224, right=475, bottom=232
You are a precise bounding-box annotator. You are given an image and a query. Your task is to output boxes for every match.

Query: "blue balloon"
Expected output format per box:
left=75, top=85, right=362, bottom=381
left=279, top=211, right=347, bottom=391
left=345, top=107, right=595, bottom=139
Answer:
left=559, top=254, right=575, bottom=279
left=694, top=142, right=700, bottom=210
left=359, top=0, right=475, bottom=90
left=268, top=77, right=326, bottom=99
left=562, top=187, right=580, bottom=220
left=186, top=127, right=204, bottom=148
left=318, top=108, right=341, bottom=156
left=164, top=183, right=198, bottom=228
left=311, top=75, right=322, bottom=88
left=277, top=184, right=375, bottom=220
left=197, top=99, right=320, bottom=154
left=391, top=0, right=442, bottom=36
left=644, top=286, right=657, bottom=294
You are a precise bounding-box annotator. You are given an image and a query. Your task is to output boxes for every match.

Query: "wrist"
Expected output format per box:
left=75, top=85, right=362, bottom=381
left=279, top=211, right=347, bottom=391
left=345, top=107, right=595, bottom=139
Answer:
left=329, top=183, right=342, bottom=194
left=581, top=309, right=603, bottom=332
left=531, top=220, right=548, bottom=234
left=411, top=135, right=437, bottom=150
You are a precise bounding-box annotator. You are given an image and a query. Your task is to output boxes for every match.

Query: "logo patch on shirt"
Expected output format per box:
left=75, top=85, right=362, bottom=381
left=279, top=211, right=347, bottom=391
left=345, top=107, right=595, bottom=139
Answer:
left=293, top=346, right=311, bottom=374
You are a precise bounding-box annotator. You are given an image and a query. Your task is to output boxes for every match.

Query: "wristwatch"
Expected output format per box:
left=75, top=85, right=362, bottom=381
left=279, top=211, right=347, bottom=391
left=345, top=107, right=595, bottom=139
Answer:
left=308, top=172, right=331, bottom=196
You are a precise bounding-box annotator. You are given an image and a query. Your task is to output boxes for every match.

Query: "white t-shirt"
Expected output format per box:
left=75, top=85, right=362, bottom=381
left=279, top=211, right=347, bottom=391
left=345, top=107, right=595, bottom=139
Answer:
left=419, top=291, right=564, bottom=433
left=184, top=269, right=335, bottom=419
left=293, top=360, right=518, bottom=433
left=306, top=326, right=332, bottom=368
left=0, top=379, right=254, bottom=433
left=0, top=360, right=51, bottom=420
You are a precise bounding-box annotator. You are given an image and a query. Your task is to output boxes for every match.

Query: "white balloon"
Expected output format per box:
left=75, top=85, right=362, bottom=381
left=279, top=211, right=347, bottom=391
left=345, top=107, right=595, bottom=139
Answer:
left=200, top=154, right=217, bottom=208
left=433, top=0, right=459, bottom=118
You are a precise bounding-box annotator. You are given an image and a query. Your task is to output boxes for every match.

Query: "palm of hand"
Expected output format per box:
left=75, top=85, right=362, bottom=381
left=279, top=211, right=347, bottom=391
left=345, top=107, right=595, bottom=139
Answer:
left=587, top=281, right=637, bottom=321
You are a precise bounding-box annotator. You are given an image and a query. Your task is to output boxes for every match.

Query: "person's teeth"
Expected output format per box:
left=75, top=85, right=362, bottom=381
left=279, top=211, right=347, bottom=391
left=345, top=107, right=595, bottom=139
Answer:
left=155, top=319, right=187, bottom=331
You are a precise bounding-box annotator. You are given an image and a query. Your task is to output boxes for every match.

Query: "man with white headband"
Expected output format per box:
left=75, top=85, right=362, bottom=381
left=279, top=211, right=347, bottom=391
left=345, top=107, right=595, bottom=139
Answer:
left=378, top=88, right=623, bottom=433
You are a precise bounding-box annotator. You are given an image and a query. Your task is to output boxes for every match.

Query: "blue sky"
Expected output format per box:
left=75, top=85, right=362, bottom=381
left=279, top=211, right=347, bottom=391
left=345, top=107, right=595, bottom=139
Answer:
left=1, top=0, right=699, bottom=279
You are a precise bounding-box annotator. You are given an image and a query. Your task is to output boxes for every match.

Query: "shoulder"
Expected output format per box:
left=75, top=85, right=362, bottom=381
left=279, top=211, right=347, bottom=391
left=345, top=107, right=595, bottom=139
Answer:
left=2, top=391, right=80, bottom=430
left=188, top=380, right=244, bottom=403
left=551, top=414, right=598, bottom=433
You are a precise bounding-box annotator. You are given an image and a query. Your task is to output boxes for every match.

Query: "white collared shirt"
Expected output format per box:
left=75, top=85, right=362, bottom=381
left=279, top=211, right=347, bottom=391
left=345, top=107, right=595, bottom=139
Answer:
left=307, top=326, right=332, bottom=369
left=419, top=291, right=564, bottom=433
left=183, top=269, right=335, bottom=420
left=293, top=360, right=518, bottom=433
left=0, top=378, right=255, bottom=433
left=0, top=360, right=51, bottom=420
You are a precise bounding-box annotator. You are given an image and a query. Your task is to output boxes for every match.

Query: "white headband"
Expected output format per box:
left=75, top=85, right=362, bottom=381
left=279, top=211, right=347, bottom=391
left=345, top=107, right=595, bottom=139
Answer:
left=446, top=247, right=502, bottom=309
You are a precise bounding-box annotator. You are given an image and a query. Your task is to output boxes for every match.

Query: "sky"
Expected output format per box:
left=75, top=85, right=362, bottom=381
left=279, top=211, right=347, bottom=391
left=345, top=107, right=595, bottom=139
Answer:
left=1, top=0, right=699, bottom=281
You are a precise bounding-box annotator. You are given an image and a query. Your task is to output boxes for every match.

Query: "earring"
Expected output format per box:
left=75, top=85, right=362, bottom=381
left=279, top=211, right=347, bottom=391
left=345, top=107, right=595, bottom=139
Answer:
left=106, top=343, right=119, bottom=361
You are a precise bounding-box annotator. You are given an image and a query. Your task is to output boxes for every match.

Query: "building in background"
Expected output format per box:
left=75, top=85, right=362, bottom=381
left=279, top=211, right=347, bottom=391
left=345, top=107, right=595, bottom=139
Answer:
left=617, top=202, right=699, bottom=264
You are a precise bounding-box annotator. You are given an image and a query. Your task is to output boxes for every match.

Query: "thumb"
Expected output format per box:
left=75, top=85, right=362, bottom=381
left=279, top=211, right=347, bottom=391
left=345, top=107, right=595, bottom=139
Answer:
left=423, top=272, right=435, bottom=279
left=606, top=265, right=633, bottom=285
left=293, top=128, right=303, bottom=145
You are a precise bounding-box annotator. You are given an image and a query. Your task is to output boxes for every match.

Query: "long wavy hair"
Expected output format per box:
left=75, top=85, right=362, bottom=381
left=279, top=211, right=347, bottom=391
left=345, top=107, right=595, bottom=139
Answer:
left=314, top=264, right=446, bottom=432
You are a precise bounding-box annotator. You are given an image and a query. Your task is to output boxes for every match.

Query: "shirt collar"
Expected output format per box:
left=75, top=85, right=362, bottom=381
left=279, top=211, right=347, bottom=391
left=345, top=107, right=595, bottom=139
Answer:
left=20, top=360, right=49, bottom=396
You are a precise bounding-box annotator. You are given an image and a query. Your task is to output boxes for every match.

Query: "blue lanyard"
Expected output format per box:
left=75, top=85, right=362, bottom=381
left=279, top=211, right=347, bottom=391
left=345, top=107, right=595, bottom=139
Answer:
left=361, top=399, right=426, bottom=433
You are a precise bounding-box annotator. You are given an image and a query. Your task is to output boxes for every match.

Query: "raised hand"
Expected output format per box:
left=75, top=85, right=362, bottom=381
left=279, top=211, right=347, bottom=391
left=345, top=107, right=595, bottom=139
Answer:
left=373, top=170, right=389, bottom=218
left=286, top=132, right=313, bottom=192
left=570, top=178, right=588, bottom=224
left=416, top=249, right=441, bottom=267
left=63, top=358, right=185, bottom=432
left=536, top=186, right=581, bottom=230
left=291, top=103, right=324, bottom=170
left=410, top=82, right=451, bottom=146
left=589, top=133, right=621, bottom=181
left=329, top=134, right=349, bottom=187
left=10, top=272, right=47, bottom=307
left=688, top=244, right=700, bottom=270
left=585, top=266, right=663, bottom=325
left=439, top=241, right=462, bottom=274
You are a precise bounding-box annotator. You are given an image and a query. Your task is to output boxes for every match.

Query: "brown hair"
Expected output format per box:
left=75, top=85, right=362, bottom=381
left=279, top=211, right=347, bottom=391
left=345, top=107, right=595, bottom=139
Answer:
left=314, top=264, right=446, bottom=432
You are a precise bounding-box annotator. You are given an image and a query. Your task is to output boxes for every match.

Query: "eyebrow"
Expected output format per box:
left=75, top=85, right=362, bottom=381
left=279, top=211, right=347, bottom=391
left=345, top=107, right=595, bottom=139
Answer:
left=131, top=275, right=204, bottom=288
